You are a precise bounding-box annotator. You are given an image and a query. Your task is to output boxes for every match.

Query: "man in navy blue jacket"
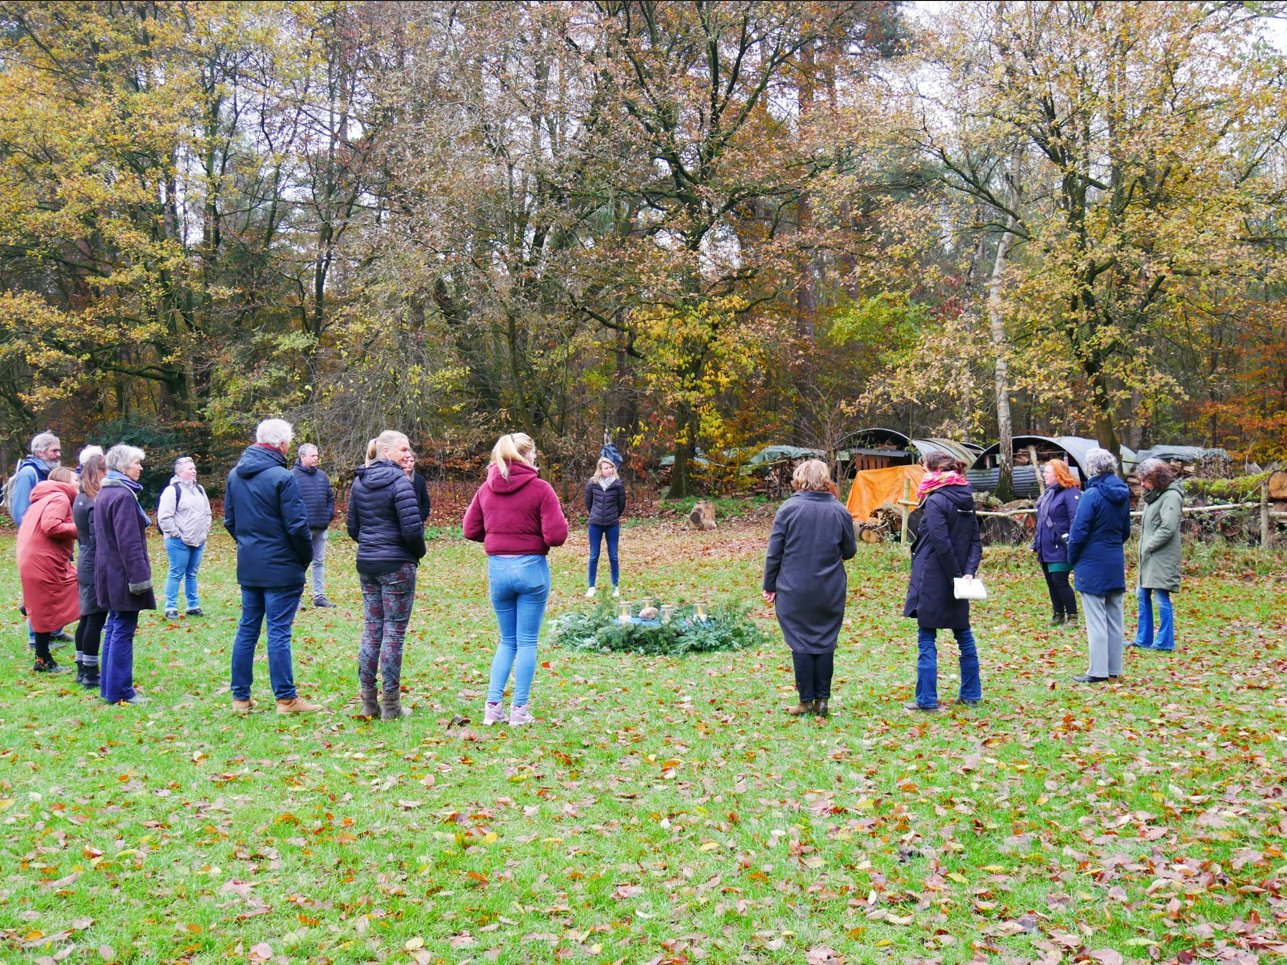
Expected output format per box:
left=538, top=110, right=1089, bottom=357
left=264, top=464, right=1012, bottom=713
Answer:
left=291, top=443, right=337, bottom=608
left=224, top=419, right=320, bottom=715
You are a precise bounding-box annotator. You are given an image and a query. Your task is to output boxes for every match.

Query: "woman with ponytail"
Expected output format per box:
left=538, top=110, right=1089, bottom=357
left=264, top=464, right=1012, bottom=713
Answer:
left=462, top=433, right=569, bottom=727
left=903, top=452, right=983, bottom=712
left=347, top=430, right=426, bottom=720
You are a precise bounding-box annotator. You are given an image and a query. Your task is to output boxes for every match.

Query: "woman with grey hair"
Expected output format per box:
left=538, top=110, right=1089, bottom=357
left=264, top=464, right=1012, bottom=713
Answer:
left=1131, top=458, right=1183, bottom=652
left=1066, top=447, right=1132, bottom=684
left=157, top=456, right=212, bottom=620
left=763, top=458, right=858, bottom=717
left=93, top=444, right=155, bottom=705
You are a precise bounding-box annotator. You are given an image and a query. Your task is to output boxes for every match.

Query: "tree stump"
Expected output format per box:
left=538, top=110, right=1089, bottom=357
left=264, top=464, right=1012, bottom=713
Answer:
left=689, top=501, right=717, bottom=531
left=858, top=524, right=885, bottom=544
left=1268, top=470, right=1287, bottom=502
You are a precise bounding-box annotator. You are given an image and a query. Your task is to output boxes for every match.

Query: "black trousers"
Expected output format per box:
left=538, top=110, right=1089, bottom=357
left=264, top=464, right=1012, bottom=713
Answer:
left=33, top=631, right=53, bottom=662
left=75, top=611, right=107, bottom=665
left=792, top=652, right=834, bottom=702
left=1041, top=563, right=1077, bottom=618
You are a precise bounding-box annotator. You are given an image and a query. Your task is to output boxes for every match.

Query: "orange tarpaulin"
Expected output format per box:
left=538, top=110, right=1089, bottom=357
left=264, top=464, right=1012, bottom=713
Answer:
left=845, top=464, right=926, bottom=522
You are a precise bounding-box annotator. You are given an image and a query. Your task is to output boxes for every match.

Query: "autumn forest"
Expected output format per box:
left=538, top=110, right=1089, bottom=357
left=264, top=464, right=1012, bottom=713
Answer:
left=2, top=1, right=1285, bottom=494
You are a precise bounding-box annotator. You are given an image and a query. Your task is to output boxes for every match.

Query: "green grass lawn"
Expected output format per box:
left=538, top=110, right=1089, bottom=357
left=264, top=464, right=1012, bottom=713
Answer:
left=1, top=520, right=1284, bottom=965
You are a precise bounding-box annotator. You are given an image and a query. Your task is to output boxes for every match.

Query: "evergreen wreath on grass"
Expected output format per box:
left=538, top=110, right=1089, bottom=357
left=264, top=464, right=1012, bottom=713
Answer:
left=548, top=601, right=765, bottom=655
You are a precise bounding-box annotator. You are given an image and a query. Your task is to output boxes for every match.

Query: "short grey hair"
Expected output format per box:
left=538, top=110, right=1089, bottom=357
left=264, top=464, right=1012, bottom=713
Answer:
left=174, top=456, right=195, bottom=473
left=104, top=444, right=146, bottom=472
left=78, top=445, right=104, bottom=465
left=255, top=418, right=294, bottom=447
left=30, top=431, right=59, bottom=455
left=297, top=443, right=318, bottom=458
left=1083, top=447, right=1118, bottom=477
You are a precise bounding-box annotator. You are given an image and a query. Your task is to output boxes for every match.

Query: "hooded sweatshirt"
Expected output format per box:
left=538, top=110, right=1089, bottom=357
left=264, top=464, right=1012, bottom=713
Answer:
left=347, top=459, right=427, bottom=576
left=1067, top=472, right=1133, bottom=596
left=157, top=475, right=213, bottom=547
left=462, top=461, right=569, bottom=556
left=223, top=443, right=313, bottom=588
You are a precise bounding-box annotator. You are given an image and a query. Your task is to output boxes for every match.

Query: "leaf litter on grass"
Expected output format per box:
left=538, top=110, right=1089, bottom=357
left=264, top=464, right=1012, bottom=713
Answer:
left=0, top=521, right=1283, bottom=964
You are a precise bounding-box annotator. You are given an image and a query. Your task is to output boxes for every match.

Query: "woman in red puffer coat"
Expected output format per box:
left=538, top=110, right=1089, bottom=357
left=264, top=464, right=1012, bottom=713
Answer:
left=17, top=466, right=82, bottom=674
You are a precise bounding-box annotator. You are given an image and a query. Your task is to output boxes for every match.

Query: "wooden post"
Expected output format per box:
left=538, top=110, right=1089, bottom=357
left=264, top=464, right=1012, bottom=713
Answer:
left=901, top=477, right=912, bottom=547
left=1029, top=446, right=1044, bottom=495
left=1262, top=480, right=1271, bottom=550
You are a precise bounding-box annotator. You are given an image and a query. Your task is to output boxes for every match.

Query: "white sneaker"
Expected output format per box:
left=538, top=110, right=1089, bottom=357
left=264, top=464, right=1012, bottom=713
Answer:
left=612, top=586, right=620, bottom=599
left=483, top=701, right=506, bottom=726
left=585, top=587, right=597, bottom=599
left=509, top=703, right=535, bottom=727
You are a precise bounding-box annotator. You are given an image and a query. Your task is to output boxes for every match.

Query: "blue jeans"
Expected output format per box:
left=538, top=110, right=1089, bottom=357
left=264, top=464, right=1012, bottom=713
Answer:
left=915, top=626, right=981, bottom=708
left=100, top=610, right=139, bottom=703
left=486, top=555, right=551, bottom=706
left=230, top=586, right=301, bottom=701
left=1133, top=587, right=1175, bottom=651
left=588, top=523, right=620, bottom=587
left=164, top=537, right=205, bottom=611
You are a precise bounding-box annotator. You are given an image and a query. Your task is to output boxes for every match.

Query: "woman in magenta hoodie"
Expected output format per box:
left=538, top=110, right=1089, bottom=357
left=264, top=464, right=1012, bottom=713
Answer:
left=463, top=433, right=569, bottom=726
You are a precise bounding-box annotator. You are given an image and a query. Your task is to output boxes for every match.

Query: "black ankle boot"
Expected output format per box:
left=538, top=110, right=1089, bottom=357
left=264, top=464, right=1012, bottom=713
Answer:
left=80, top=669, right=100, bottom=690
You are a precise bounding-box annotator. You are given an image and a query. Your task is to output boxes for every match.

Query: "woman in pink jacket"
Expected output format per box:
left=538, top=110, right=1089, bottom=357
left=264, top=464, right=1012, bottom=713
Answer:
left=17, top=466, right=82, bottom=674
left=463, top=433, right=568, bottom=727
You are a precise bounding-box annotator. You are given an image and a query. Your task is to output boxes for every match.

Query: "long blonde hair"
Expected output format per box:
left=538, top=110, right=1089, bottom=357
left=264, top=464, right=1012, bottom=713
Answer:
left=591, top=457, right=617, bottom=483
left=491, top=433, right=536, bottom=479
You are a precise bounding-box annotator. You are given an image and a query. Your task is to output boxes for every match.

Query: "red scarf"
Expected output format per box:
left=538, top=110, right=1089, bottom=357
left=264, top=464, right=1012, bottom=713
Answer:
left=916, top=470, right=968, bottom=501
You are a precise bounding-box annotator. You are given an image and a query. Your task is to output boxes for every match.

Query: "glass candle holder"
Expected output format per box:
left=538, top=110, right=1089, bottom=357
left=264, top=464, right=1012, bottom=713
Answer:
left=695, top=601, right=709, bottom=622
left=618, top=602, right=633, bottom=624
left=641, top=596, right=654, bottom=611
left=660, top=604, right=674, bottom=624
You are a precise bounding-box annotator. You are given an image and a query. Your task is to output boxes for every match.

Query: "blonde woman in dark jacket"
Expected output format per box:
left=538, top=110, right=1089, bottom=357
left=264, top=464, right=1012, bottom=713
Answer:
left=584, top=457, right=626, bottom=599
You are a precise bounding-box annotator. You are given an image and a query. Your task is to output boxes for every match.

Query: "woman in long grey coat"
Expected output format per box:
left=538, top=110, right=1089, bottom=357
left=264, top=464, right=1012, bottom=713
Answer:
left=763, top=459, right=857, bottom=718
left=1131, top=458, right=1183, bottom=652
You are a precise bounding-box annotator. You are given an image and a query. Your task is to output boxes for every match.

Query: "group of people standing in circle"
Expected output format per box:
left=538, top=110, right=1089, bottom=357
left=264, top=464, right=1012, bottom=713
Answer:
left=763, top=447, right=1184, bottom=716
left=13, top=421, right=1181, bottom=724
left=9, top=424, right=629, bottom=726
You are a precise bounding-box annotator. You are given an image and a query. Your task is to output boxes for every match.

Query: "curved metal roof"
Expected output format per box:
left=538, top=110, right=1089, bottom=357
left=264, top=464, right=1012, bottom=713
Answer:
left=976, top=435, right=1138, bottom=474
left=911, top=438, right=979, bottom=469
left=843, top=427, right=912, bottom=449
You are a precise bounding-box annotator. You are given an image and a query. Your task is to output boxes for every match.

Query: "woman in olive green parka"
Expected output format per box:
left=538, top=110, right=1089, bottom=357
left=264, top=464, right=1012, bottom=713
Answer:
left=1131, top=458, right=1183, bottom=652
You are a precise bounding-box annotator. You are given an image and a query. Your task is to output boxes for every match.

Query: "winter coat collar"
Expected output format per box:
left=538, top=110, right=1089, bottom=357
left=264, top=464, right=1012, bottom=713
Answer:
left=486, top=460, right=540, bottom=494
left=353, top=459, right=404, bottom=491
left=1086, top=472, right=1131, bottom=504
left=235, top=443, right=287, bottom=476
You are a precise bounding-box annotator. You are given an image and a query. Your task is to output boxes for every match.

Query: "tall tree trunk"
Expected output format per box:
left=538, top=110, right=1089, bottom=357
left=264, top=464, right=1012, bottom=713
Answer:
left=987, top=152, right=1022, bottom=500
left=666, top=402, right=697, bottom=499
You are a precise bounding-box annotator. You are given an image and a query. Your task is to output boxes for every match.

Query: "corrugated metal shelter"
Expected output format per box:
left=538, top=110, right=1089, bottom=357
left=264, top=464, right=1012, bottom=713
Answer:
left=837, top=430, right=980, bottom=473
left=971, top=436, right=1138, bottom=498
left=1135, top=445, right=1229, bottom=464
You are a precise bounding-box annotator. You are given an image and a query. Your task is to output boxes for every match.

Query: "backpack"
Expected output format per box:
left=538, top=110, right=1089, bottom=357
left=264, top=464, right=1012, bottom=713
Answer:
left=159, top=481, right=205, bottom=515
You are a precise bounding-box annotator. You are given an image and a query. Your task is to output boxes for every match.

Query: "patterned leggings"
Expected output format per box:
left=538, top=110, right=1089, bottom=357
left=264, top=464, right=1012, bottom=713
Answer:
left=358, top=562, right=417, bottom=695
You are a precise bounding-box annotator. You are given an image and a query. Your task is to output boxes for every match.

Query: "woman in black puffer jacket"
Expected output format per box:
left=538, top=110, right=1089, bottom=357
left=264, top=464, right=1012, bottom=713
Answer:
left=584, top=457, right=627, bottom=599
left=347, top=431, right=427, bottom=720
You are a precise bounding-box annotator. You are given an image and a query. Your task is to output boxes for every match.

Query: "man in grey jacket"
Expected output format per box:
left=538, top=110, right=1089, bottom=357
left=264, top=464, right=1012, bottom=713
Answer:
left=157, top=457, right=213, bottom=619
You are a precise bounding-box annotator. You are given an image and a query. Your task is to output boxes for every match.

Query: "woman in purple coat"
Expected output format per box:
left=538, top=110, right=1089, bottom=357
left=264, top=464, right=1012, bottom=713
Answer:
left=1031, top=459, right=1082, bottom=626
left=94, top=445, right=156, bottom=706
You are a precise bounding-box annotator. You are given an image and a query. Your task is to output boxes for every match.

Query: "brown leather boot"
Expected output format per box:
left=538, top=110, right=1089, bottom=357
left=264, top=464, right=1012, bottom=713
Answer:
left=787, top=701, right=815, bottom=716
left=380, top=690, right=411, bottom=721
left=276, top=696, right=321, bottom=714
left=359, top=688, right=379, bottom=718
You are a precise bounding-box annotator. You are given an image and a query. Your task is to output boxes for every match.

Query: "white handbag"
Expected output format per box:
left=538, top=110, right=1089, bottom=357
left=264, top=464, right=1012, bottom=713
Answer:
left=953, top=577, right=987, bottom=601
